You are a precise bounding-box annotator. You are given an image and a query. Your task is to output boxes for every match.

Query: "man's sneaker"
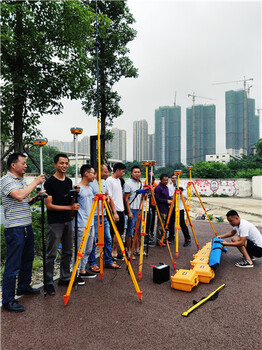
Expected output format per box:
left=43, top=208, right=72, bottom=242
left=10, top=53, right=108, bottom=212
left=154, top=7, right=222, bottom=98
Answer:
left=77, top=276, right=85, bottom=285
left=235, top=259, right=254, bottom=268
left=45, top=284, right=56, bottom=296
left=17, top=286, right=40, bottom=296
left=2, top=300, right=25, bottom=312
left=237, top=256, right=255, bottom=263
left=183, top=240, right=191, bottom=247
left=148, top=240, right=156, bottom=247
left=80, top=271, right=97, bottom=279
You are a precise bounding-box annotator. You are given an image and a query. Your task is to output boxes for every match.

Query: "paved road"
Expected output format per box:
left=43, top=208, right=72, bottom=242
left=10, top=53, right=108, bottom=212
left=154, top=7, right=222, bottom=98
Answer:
left=1, top=221, right=261, bottom=350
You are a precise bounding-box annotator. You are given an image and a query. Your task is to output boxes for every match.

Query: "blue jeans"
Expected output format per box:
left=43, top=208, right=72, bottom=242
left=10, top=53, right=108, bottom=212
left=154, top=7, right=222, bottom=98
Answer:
left=126, top=209, right=140, bottom=237
left=2, top=225, right=34, bottom=304
left=88, top=215, right=113, bottom=267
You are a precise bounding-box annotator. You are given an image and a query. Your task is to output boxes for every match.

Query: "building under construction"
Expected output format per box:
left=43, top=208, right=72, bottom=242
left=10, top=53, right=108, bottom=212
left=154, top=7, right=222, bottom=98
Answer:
left=155, top=105, right=181, bottom=167
left=226, top=90, right=259, bottom=157
left=186, top=104, right=216, bottom=163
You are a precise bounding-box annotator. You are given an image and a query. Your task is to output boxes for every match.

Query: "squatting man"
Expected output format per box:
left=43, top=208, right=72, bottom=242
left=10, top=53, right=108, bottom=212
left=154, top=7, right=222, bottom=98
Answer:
left=218, top=210, right=262, bottom=268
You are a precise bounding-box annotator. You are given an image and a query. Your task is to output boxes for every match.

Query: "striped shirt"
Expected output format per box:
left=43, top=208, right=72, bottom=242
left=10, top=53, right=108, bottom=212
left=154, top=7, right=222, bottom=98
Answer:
left=0, top=172, right=32, bottom=228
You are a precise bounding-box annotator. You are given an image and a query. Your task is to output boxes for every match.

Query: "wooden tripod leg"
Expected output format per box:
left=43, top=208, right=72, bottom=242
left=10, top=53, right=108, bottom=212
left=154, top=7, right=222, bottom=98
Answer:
left=64, top=200, right=97, bottom=306
left=186, top=183, right=192, bottom=226
left=138, top=194, right=149, bottom=280
left=97, top=199, right=104, bottom=280
left=180, top=193, right=199, bottom=250
left=104, top=201, right=142, bottom=301
left=161, top=191, right=176, bottom=245
left=175, top=191, right=180, bottom=258
left=192, top=183, right=217, bottom=237
left=130, top=196, right=144, bottom=262
left=151, top=191, right=166, bottom=246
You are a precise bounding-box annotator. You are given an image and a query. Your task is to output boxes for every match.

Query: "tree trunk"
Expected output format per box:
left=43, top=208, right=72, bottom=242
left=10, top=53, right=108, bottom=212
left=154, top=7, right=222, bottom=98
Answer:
left=13, top=1, right=26, bottom=153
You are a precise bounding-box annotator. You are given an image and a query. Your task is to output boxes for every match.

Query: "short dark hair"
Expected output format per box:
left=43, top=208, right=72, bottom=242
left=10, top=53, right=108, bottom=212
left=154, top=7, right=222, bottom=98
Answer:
left=80, top=164, right=94, bottom=178
left=131, top=165, right=141, bottom=172
left=113, top=162, right=126, bottom=172
left=53, top=153, right=69, bottom=164
left=7, top=153, right=26, bottom=170
left=226, top=210, right=239, bottom=217
left=160, top=173, right=169, bottom=180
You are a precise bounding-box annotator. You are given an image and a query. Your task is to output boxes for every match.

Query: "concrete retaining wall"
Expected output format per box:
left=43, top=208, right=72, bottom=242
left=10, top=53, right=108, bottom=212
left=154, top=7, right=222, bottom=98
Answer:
left=24, top=176, right=255, bottom=198
left=252, top=176, right=262, bottom=199
left=178, top=178, right=252, bottom=197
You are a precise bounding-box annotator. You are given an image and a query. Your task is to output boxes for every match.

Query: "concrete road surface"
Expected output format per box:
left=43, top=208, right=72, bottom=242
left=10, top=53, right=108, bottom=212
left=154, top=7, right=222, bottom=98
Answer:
left=1, top=221, right=261, bottom=350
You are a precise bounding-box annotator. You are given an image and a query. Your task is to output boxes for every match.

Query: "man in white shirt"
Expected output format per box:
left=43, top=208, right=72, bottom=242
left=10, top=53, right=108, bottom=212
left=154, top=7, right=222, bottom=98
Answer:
left=124, top=166, right=142, bottom=256
left=106, top=162, right=126, bottom=259
left=219, top=210, right=262, bottom=268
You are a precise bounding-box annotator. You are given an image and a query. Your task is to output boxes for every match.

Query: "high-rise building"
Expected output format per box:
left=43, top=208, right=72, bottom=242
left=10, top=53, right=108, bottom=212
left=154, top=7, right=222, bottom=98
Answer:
left=133, top=120, right=148, bottom=161
left=226, top=90, right=259, bottom=156
left=79, top=136, right=90, bottom=155
left=106, top=128, right=126, bottom=161
left=186, top=104, right=216, bottom=163
left=148, top=134, right=155, bottom=160
left=155, top=106, right=181, bottom=167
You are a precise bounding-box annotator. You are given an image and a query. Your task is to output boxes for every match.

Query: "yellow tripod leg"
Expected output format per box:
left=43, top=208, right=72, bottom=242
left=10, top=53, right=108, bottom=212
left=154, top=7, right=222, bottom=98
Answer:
left=180, top=193, right=199, bottom=250
left=138, top=194, right=148, bottom=280
left=97, top=200, right=104, bottom=280
left=185, top=183, right=192, bottom=226
left=130, top=196, right=144, bottom=262
left=104, top=201, right=142, bottom=301
left=64, top=200, right=97, bottom=306
left=175, top=191, right=181, bottom=258
left=192, top=183, right=217, bottom=237
left=182, top=284, right=226, bottom=317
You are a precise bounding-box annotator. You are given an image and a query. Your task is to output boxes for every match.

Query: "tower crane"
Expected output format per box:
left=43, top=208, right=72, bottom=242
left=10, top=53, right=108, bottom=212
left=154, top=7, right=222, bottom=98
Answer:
left=213, top=76, right=254, bottom=155
left=187, top=93, right=216, bottom=164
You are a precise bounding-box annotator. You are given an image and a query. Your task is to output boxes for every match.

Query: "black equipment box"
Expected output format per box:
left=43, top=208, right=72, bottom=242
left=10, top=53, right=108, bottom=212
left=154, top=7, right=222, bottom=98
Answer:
left=153, top=264, right=170, bottom=284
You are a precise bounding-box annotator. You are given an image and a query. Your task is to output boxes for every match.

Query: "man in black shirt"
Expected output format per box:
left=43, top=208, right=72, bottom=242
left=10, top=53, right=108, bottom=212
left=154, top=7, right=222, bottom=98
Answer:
left=44, top=154, right=79, bottom=295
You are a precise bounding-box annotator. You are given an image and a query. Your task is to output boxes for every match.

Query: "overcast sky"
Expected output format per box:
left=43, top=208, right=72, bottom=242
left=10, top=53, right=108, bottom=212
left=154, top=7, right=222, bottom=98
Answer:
left=39, top=0, right=261, bottom=163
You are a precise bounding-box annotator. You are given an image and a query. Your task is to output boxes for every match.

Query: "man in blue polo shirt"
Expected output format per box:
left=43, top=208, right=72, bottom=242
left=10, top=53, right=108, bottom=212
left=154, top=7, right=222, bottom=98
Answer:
left=1, top=153, right=45, bottom=312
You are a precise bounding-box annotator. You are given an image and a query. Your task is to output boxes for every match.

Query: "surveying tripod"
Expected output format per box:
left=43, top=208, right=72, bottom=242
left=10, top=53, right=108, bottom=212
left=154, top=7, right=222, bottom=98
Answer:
left=160, top=170, right=200, bottom=261
left=64, top=120, right=142, bottom=305
left=185, top=166, right=218, bottom=237
left=129, top=161, right=176, bottom=277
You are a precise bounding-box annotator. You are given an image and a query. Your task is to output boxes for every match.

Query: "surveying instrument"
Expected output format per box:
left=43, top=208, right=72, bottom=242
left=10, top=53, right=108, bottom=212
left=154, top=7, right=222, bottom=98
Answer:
left=31, top=138, right=48, bottom=295
left=63, top=3, right=142, bottom=305
left=160, top=170, right=200, bottom=261
left=185, top=166, right=218, bottom=237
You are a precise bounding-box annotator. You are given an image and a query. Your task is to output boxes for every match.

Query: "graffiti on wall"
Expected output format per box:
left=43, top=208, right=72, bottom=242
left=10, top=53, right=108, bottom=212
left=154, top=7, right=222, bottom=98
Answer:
left=180, top=179, right=239, bottom=197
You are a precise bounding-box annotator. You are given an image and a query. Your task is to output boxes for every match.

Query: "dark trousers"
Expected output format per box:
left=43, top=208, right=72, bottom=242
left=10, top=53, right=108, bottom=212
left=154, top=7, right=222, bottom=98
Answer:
left=46, top=221, right=73, bottom=285
left=109, top=210, right=125, bottom=238
left=2, top=225, right=34, bottom=304
left=149, top=205, right=156, bottom=236
left=168, top=209, right=190, bottom=241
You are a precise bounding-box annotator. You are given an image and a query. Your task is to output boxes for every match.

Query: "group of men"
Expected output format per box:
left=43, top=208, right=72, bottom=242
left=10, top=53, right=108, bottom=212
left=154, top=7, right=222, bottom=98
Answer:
left=1, top=152, right=262, bottom=313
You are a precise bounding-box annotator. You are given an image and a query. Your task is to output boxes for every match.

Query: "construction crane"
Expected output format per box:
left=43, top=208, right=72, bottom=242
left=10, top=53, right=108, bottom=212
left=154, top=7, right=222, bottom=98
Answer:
left=174, top=91, right=177, bottom=107
left=213, top=76, right=254, bottom=155
left=188, top=93, right=216, bottom=164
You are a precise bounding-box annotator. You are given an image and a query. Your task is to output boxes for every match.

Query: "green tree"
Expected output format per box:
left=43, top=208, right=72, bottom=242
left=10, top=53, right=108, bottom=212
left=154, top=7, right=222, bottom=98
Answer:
left=191, top=161, right=232, bottom=179
left=1, top=0, right=96, bottom=154
left=82, top=0, right=138, bottom=161
left=256, top=138, right=262, bottom=157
